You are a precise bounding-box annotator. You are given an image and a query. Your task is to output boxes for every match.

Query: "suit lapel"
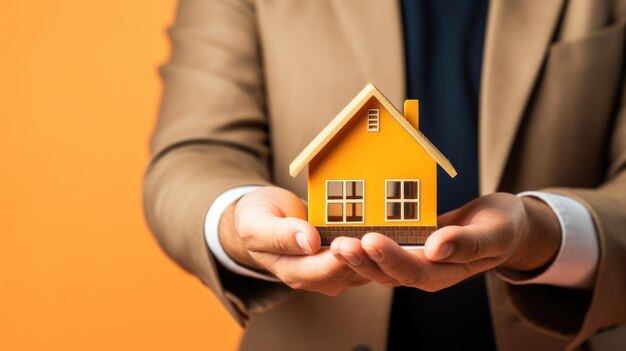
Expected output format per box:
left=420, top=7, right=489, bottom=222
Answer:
left=480, top=0, right=566, bottom=194
left=332, top=0, right=567, bottom=194
left=330, top=0, right=405, bottom=106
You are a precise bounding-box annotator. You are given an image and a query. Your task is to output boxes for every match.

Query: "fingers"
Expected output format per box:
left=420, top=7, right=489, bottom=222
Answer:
left=330, top=192, right=528, bottom=291
left=360, top=233, right=493, bottom=292
left=424, top=224, right=511, bottom=264
left=232, top=186, right=370, bottom=296
left=330, top=237, right=400, bottom=287
left=254, top=249, right=370, bottom=295
left=360, top=233, right=428, bottom=287
left=235, top=187, right=321, bottom=255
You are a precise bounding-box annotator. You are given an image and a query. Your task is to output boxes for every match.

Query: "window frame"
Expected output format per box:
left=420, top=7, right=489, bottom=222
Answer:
left=384, top=179, right=420, bottom=222
left=325, top=180, right=365, bottom=224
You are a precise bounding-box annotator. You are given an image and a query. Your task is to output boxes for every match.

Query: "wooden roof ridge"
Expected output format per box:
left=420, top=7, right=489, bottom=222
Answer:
left=289, top=83, right=457, bottom=178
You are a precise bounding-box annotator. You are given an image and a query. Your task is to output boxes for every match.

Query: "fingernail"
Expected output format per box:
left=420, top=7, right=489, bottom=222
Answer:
left=296, top=232, right=312, bottom=254
left=435, top=242, right=454, bottom=261
left=341, top=251, right=362, bottom=266
left=330, top=237, right=343, bottom=252
left=363, top=245, right=384, bottom=262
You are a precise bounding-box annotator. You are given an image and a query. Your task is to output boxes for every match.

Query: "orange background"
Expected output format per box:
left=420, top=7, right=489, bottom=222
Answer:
left=1, top=1, right=241, bottom=350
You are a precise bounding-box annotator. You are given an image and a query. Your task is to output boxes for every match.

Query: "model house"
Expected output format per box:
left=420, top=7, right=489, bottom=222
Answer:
left=289, top=84, right=457, bottom=245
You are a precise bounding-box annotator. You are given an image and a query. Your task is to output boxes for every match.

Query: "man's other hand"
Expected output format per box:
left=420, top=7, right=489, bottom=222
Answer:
left=330, top=193, right=562, bottom=292
left=219, top=186, right=369, bottom=296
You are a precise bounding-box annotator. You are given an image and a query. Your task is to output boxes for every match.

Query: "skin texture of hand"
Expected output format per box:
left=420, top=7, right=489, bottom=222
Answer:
left=219, top=186, right=369, bottom=295
left=330, top=193, right=562, bottom=292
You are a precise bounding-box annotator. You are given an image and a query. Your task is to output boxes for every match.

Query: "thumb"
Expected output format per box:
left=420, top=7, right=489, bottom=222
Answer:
left=241, top=215, right=321, bottom=255
left=423, top=224, right=506, bottom=263
left=235, top=190, right=321, bottom=255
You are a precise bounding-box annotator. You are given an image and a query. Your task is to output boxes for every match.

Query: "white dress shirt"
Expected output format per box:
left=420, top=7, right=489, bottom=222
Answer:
left=205, top=186, right=599, bottom=288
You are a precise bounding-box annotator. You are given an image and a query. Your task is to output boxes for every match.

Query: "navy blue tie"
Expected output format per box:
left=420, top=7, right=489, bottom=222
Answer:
left=387, top=1, right=496, bottom=349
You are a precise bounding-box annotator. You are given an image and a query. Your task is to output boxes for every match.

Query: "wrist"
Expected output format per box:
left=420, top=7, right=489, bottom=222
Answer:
left=502, top=196, right=562, bottom=272
left=218, top=200, right=265, bottom=272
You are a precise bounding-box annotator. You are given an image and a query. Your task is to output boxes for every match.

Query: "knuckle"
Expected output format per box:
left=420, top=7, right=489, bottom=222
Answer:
left=464, top=238, right=481, bottom=261
left=272, top=235, right=291, bottom=253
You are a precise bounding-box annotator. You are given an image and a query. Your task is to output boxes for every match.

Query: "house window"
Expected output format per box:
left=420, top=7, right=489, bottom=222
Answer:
left=385, top=180, right=419, bottom=221
left=367, top=109, right=379, bottom=132
left=326, top=180, right=364, bottom=223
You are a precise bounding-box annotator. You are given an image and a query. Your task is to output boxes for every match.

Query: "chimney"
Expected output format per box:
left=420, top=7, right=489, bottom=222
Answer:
left=403, top=100, right=419, bottom=130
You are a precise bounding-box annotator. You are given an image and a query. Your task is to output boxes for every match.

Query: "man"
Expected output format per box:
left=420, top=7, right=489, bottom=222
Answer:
left=143, top=0, right=626, bottom=350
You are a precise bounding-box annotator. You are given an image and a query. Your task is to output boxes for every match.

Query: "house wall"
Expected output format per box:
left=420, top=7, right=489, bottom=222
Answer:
left=308, top=97, right=437, bottom=227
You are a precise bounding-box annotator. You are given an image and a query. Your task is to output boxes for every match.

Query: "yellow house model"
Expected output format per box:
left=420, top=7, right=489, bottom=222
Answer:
left=289, top=84, right=457, bottom=245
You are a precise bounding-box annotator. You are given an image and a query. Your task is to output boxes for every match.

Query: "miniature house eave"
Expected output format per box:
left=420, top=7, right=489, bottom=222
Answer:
left=289, top=83, right=458, bottom=178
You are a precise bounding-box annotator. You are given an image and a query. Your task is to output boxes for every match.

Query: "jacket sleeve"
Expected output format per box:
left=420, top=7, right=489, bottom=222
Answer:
left=503, top=43, right=626, bottom=349
left=142, top=0, right=291, bottom=326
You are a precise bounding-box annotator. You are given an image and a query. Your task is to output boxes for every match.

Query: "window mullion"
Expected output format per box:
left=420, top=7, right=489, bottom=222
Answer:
left=343, top=181, right=347, bottom=222
left=400, top=180, right=404, bottom=220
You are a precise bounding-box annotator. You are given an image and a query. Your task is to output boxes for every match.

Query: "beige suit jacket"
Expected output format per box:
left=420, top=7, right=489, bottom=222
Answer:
left=143, top=0, right=626, bottom=350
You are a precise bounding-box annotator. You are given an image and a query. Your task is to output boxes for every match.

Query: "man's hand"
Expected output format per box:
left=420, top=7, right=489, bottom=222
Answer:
left=330, top=193, right=562, bottom=292
left=219, top=186, right=369, bottom=296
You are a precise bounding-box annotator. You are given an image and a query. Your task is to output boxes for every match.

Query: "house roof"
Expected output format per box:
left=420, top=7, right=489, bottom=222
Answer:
left=289, top=83, right=458, bottom=178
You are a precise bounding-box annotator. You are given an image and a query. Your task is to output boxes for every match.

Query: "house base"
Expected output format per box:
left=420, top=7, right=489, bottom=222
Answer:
left=316, top=226, right=437, bottom=246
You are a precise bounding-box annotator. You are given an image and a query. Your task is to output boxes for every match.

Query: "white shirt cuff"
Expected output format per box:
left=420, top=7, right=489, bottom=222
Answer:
left=496, top=191, right=599, bottom=289
left=204, top=185, right=281, bottom=283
